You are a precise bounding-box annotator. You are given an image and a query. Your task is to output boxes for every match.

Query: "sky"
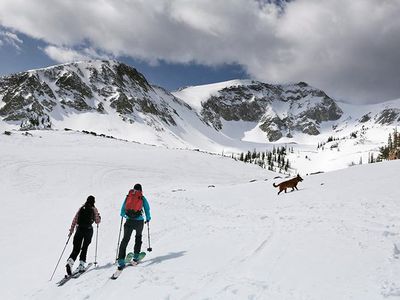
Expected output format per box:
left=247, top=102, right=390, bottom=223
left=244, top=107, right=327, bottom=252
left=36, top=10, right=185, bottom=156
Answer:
left=0, top=0, right=399, bottom=104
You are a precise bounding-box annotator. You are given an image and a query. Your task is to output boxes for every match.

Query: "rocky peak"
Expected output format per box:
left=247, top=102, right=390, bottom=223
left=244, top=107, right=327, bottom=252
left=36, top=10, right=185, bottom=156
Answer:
left=0, top=60, right=184, bottom=130
left=197, top=80, right=343, bottom=141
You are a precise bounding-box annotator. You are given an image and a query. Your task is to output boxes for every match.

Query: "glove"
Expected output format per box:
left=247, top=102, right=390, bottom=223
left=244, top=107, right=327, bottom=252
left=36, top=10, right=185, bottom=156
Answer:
left=145, top=218, right=151, bottom=224
left=68, top=228, right=74, bottom=237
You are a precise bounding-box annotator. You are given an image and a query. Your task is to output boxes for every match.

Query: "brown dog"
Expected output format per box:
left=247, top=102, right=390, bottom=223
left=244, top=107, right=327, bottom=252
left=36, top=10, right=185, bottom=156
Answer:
left=273, top=174, right=303, bottom=195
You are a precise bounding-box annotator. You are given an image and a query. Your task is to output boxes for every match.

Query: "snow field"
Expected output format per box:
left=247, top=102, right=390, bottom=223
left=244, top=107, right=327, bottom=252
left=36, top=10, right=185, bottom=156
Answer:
left=0, top=130, right=399, bottom=299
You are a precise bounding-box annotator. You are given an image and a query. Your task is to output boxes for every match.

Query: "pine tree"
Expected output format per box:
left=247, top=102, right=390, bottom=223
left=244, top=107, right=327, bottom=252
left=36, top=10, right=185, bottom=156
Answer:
left=252, top=149, right=257, bottom=159
left=369, top=152, right=374, bottom=163
left=393, top=128, right=398, bottom=149
left=397, top=131, right=400, bottom=149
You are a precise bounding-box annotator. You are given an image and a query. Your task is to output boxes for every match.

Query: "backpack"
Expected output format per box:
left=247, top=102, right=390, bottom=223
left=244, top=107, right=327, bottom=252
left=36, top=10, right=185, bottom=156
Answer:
left=77, top=204, right=95, bottom=227
left=125, top=189, right=143, bottom=218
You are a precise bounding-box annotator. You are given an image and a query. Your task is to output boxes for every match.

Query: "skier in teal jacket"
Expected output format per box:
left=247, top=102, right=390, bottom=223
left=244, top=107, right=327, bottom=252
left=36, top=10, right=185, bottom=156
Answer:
left=117, top=183, right=151, bottom=269
left=120, top=193, right=151, bottom=221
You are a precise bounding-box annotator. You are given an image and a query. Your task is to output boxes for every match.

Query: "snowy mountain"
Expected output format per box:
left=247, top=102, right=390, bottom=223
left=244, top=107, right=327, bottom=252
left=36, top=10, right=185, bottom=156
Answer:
left=0, top=60, right=223, bottom=148
left=173, top=80, right=400, bottom=144
left=2, top=60, right=400, bottom=148
left=1, top=130, right=399, bottom=299
left=1, top=60, right=400, bottom=173
left=175, top=80, right=343, bottom=141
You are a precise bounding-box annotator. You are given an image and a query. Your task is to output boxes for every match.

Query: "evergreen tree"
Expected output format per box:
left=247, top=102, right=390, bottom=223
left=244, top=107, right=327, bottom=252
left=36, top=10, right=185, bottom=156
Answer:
left=267, top=152, right=272, bottom=166
left=393, top=128, right=398, bottom=149
left=379, top=145, right=389, bottom=160
left=369, top=152, right=374, bottom=164
left=252, top=149, right=257, bottom=159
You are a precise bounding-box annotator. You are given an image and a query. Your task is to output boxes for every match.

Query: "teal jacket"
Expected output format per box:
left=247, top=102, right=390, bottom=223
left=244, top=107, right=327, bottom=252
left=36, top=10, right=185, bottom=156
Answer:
left=120, top=195, right=151, bottom=222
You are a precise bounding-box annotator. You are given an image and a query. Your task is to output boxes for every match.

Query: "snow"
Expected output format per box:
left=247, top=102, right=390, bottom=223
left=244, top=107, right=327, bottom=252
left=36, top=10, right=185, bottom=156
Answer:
left=173, top=80, right=252, bottom=113
left=1, top=130, right=399, bottom=299
left=2, top=61, right=399, bottom=177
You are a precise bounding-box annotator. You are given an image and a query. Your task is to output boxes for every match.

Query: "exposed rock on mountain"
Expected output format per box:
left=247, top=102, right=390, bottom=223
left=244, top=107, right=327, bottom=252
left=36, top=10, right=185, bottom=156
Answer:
left=0, top=60, right=187, bottom=131
left=2, top=60, right=400, bottom=148
left=177, top=80, right=343, bottom=141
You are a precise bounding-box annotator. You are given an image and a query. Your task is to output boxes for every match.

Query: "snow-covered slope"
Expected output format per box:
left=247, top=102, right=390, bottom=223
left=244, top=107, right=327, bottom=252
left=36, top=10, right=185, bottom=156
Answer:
left=173, top=80, right=400, bottom=173
left=0, top=60, right=244, bottom=151
left=174, top=80, right=400, bottom=145
left=2, top=61, right=400, bottom=173
left=1, top=131, right=399, bottom=299
left=174, top=80, right=343, bottom=142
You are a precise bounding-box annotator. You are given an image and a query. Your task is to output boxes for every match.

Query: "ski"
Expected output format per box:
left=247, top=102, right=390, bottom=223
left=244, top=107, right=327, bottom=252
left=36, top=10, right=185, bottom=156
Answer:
left=57, top=263, right=93, bottom=286
left=57, top=271, right=80, bottom=286
left=111, top=252, right=146, bottom=280
left=72, top=262, right=93, bottom=278
left=110, top=261, right=139, bottom=280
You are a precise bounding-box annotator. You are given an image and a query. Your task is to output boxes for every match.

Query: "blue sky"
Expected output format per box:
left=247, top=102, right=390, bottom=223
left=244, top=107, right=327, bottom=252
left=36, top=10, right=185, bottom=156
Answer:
left=1, top=0, right=399, bottom=103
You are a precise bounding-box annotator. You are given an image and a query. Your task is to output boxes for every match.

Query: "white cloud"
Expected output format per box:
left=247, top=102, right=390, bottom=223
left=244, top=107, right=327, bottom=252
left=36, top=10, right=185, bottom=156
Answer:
left=43, top=45, right=110, bottom=63
left=0, top=0, right=399, bottom=103
left=44, top=46, right=89, bottom=63
left=0, top=30, right=23, bottom=50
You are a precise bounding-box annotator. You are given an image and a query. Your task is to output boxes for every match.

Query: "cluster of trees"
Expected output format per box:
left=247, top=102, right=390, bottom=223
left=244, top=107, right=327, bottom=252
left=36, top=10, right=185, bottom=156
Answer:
left=349, top=152, right=377, bottom=167
left=317, top=136, right=341, bottom=150
left=232, top=126, right=396, bottom=172
left=317, top=126, right=378, bottom=165
left=318, top=127, right=368, bottom=151
left=236, top=146, right=294, bottom=173
left=379, top=128, right=400, bottom=160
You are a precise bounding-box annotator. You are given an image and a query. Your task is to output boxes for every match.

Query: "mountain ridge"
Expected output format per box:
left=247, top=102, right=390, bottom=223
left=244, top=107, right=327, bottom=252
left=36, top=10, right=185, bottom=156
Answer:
left=1, top=59, right=400, bottom=152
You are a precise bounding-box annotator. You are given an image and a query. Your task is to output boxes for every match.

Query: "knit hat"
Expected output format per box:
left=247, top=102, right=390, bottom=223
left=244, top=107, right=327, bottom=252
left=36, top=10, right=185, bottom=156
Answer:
left=86, top=195, right=95, bottom=206
left=133, top=183, right=142, bottom=191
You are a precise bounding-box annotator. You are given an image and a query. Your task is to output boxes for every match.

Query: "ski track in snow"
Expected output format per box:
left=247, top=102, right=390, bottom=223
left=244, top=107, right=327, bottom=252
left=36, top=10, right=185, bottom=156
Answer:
left=0, top=131, right=400, bottom=299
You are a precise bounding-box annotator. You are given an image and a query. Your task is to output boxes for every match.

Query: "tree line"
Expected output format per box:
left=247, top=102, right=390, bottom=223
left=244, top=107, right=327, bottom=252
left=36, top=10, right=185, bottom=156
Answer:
left=379, top=128, right=400, bottom=160
left=235, top=146, right=294, bottom=174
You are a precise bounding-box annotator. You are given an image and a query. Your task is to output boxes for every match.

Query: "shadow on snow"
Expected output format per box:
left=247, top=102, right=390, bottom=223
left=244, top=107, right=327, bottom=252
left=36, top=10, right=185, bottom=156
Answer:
left=142, top=251, right=187, bottom=266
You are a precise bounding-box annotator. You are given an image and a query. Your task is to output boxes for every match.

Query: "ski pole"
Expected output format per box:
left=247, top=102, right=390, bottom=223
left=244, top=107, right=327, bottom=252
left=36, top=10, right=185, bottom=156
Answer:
left=115, top=217, right=123, bottom=261
left=49, top=235, right=71, bottom=281
left=94, top=224, right=99, bottom=267
left=146, top=221, right=152, bottom=252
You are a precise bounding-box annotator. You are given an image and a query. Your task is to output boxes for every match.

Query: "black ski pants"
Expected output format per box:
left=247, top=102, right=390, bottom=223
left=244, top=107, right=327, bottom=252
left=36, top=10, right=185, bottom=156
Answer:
left=118, top=219, right=144, bottom=260
left=69, top=226, right=93, bottom=262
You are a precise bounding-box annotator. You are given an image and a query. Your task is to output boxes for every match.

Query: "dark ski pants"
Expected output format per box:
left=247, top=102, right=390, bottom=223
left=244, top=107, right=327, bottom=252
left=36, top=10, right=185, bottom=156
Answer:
left=118, top=219, right=144, bottom=260
left=69, top=226, right=93, bottom=262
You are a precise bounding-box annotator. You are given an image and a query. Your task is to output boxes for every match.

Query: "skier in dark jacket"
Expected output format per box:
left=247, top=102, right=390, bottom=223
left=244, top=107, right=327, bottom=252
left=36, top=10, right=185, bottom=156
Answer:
left=66, top=195, right=101, bottom=275
left=117, top=183, right=151, bottom=270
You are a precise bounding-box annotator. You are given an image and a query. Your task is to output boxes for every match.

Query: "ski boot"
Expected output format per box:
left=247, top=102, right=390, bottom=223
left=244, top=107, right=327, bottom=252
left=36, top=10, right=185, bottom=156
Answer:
left=117, top=259, right=126, bottom=271
left=133, top=253, right=140, bottom=262
left=66, top=258, right=74, bottom=276
left=78, top=260, right=86, bottom=273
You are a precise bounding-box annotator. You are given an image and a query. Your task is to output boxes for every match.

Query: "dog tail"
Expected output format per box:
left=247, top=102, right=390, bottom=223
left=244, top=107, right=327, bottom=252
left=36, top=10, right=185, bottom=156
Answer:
left=273, top=183, right=279, bottom=187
